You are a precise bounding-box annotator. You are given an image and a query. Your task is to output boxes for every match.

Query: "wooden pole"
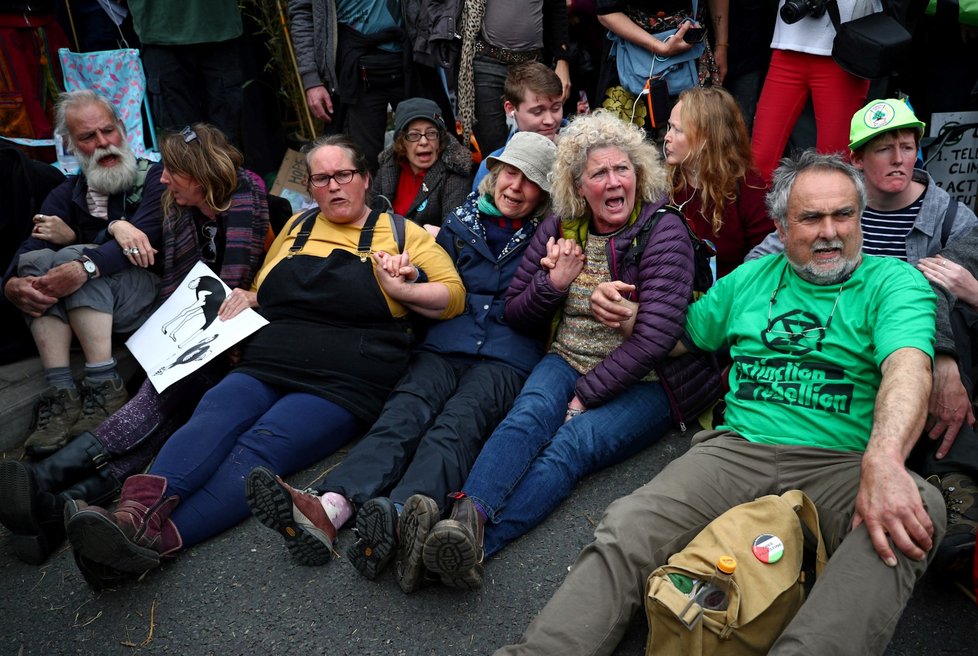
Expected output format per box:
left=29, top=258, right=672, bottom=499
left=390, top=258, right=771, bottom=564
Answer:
left=63, top=0, right=80, bottom=51
left=276, top=0, right=316, bottom=141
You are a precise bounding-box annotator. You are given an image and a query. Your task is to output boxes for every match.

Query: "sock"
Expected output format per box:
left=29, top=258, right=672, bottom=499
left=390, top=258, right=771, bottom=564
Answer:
left=44, top=366, right=76, bottom=391
left=84, top=358, right=120, bottom=383
left=319, top=492, right=354, bottom=529
left=471, top=498, right=489, bottom=523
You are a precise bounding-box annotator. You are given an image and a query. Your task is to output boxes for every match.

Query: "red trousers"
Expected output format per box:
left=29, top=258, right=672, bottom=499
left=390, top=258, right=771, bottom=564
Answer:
left=751, top=49, right=870, bottom=183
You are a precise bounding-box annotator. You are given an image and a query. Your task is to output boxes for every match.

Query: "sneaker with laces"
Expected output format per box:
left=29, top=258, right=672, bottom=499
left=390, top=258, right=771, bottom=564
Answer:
left=69, top=378, right=129, bottom=437
left=422, top=493, right=485, bottom=590
left=396, top=494, right=440, bottom=593
left=245, top=467, right=337, bottom=565
left=23, top=387, right=83, bottom=457
left=346, top=497, right=398, bottom=580
left=931, top=473, right=978, bottom=576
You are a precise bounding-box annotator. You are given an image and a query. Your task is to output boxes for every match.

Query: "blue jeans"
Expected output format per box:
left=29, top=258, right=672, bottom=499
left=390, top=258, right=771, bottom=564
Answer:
left=150, top=373, right=359, bottom=547
left=463, top=354, right=672, bottom=556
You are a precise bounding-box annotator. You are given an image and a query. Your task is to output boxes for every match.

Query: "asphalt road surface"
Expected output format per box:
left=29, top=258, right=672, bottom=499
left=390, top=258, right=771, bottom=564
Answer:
left=2, top=430, right=975, bottom=655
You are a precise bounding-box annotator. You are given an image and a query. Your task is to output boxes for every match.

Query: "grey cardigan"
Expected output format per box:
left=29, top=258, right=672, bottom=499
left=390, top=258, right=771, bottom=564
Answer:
left=288, top=0, right=339, bottom=92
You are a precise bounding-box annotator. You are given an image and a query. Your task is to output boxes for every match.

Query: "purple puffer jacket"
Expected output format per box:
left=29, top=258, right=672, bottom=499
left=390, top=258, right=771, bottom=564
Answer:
left=504, top=199, right=694, bottom=408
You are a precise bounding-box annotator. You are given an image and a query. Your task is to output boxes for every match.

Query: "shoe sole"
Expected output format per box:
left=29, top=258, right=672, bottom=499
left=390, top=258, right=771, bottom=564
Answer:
left=396, top=495, right=439, bottom=593
left=347, top=498, right=398, bottom=580
left=245, top=467, right=333, bottom=566
left=64, top=508, right=159, bottom=573
left=422, top=519, right=483, bottom=589
left=0, top=460, right=52, bottom=565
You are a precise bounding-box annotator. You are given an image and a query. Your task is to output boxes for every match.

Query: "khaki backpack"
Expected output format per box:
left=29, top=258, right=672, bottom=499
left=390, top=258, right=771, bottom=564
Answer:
left=645, top=489, right=828, bottom=655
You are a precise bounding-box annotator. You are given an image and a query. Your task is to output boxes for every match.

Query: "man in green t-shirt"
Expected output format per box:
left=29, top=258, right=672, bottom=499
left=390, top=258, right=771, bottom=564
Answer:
left=494, top=151, right=945, bottom=656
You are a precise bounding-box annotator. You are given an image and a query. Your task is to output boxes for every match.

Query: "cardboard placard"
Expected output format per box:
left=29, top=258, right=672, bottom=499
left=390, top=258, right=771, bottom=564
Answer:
left=270, top=147, right=314, bottom=210
left=926, top=112, right=978, bottom=213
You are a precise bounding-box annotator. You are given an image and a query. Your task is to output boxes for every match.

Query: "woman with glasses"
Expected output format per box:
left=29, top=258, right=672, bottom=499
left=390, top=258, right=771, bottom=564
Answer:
left=244, top=132, right=556, bottom=592
left=373, top=98, right=473, bottom=236
left=62, top=134, right=465, bottom=587
left=0, top=123, right=269, bottom=567
left=662, top=86, right=772, bottom=279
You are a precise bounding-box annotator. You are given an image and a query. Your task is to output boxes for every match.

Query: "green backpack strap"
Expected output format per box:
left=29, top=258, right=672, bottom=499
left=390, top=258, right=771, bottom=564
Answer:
left=123, top=158, right=153, bottom=215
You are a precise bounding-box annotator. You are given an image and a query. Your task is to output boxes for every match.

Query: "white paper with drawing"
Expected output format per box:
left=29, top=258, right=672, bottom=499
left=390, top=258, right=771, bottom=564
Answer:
left=127, top=261, right=268, bottom=392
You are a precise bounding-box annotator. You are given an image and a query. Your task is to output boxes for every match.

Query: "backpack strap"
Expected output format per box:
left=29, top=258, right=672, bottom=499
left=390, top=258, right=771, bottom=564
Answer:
left=940, top=198, right=958, bottom=248
left=123, top=158, right=152, bottom=216
left=780, top=489, right=828, bottom=578
left=388, top=212, right=406, bottom=253
left=618, top=205, right=672, bottom=277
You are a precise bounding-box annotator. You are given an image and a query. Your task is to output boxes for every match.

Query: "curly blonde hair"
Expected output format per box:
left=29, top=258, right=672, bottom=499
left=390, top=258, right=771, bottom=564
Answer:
left=159, top=123, right=243, bottom=219
left=550, top=110, right=668, bottom=220
left=668, top=87, right=755, bottom=235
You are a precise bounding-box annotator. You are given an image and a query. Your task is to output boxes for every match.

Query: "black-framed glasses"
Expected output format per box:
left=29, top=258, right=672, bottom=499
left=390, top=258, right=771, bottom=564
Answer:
left=181, top=126, right=198, bottom=144
left=765, top=264, right=847, bottom=340
left=404, top=129, right=440, bottom=142
left=308, top=169, right=361, bottom=188
left=200, top=223, right=218, bottom=263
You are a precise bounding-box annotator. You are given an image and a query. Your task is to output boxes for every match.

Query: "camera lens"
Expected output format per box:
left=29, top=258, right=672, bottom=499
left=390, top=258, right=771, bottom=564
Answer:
left=780, top=0, right=806, bottom=24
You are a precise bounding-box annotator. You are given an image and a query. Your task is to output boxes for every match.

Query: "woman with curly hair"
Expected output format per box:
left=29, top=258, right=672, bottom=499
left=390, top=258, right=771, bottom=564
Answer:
left=663, top=85, right=772, bottom=278
left=404, top=110, right=717, bottom=590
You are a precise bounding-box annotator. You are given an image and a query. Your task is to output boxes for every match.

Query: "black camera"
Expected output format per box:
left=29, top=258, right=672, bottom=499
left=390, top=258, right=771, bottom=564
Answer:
left=779, top=0, right=828, bottom=24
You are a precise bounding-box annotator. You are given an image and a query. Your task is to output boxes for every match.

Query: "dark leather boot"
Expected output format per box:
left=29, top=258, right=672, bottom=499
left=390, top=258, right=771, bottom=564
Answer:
left=0, top=433, right=118, bottom=565
left=31, top=431, right=113, bottom=491
left=422, top=493, right=486, bottom=590
left=65, top=474, right=183, bottom=575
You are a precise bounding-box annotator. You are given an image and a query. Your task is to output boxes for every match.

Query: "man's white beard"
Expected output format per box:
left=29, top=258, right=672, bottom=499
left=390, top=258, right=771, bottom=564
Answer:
left=78, top=143, right=138, bottom=195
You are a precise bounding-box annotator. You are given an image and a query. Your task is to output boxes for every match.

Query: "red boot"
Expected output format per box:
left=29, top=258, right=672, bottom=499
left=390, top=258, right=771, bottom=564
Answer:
left=65, top=474, right=183, bottom=574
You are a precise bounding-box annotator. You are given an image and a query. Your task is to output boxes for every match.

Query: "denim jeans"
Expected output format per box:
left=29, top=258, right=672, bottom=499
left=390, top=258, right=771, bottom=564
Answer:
left=463, top=354, right=672, bottom=556
left=150, top=373, right=359, bottom=547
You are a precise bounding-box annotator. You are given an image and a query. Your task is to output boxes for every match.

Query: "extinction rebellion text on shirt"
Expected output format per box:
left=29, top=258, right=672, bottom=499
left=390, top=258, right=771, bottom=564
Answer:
left=733, top=356, right=854, bottom=414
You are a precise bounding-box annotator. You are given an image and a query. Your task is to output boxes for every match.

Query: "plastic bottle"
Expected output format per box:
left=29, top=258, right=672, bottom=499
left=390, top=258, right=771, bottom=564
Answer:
left=54, top=132, right=79, bottom=175
left=696, top=556, right=736, bottom=611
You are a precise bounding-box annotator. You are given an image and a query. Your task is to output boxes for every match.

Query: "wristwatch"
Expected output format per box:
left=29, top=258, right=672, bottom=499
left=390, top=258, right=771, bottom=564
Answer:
left=75, top=256, right=98, bottom=280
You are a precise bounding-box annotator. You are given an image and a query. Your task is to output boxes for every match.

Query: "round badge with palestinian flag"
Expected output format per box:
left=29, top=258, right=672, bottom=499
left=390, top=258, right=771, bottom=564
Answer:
left=752, top=533, right=785, bottom=564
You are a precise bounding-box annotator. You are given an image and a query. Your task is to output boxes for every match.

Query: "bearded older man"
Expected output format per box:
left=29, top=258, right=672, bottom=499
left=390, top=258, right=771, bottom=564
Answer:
left=3, top=90, right=165, bottom=457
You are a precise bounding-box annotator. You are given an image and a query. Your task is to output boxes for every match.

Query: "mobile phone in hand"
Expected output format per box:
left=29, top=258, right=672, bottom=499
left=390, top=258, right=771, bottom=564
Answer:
left=683, top=26, right=706, bottom=44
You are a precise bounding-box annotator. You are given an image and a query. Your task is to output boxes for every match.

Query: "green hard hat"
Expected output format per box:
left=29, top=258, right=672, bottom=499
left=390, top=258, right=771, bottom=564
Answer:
left=849, top=99, right=925, bottom=151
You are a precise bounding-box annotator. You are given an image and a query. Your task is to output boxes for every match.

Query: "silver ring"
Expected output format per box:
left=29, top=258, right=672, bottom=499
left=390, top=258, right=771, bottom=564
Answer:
left=126, top=247, right=140, bottom=255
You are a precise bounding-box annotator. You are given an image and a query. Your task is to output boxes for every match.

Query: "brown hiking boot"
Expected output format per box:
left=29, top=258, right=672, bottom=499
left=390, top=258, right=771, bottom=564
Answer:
left=69, top=378, right=129, bottom=436
left=396, top=494, right=440, bottom=593
left=422, top=493, right=485, bottom=590
left=930, top=473, right=978, bottom=584
left=23, top=387, right=83, bottom=458
left=64, top=474, right=182, bottom=574
left=245, top=466, right=338, bottom=566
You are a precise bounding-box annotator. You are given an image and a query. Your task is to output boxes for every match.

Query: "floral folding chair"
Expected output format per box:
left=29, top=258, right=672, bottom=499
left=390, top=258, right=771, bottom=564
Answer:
left=58, top=47, right=159, bottom=161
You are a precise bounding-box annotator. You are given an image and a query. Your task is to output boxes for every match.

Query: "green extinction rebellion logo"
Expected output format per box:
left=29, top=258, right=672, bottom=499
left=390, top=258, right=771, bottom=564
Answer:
left=864, top=102, right=896, bottom=130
